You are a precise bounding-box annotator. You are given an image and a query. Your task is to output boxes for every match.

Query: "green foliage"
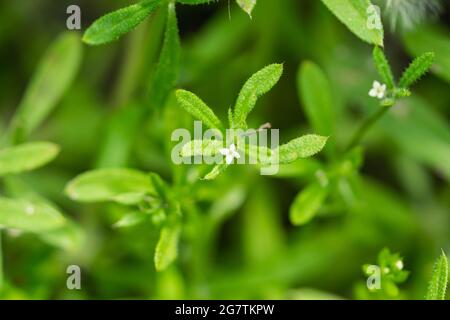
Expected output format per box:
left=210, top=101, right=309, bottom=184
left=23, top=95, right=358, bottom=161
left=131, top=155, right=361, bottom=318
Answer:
left=289, top=182, right=329, bottom=226
left=65, top=168, right=156, bottom=203
left=233, top=64, right=283, bottom=129
left=83, top=0, right=163, bottom=45
left=175, top=90, right=223, bottom=130
left=236, top=0, right=257, bottom=17
left=298, top=62, right=334, bottom=136
left=177, top=0, right=216, bottom=4
left=320, top=0, right=384, bottom=46
left=180, top=139, right=223, bottom=157
left=0, top=142, right=59, bottom=176
left=373, top=47, right=395, bottom=89
left=155, top=223, right=181, bottom=271
left=278, top=135, right=328, bottom=164
left=148, top=2, right=181, bottom=110
left=0, top=198, right=65, bottom=233
left=426, top=252, right=448, bottom=300
left=399, top=52, right=435, bottom=88
left=5, top=33, right=81, bottom=144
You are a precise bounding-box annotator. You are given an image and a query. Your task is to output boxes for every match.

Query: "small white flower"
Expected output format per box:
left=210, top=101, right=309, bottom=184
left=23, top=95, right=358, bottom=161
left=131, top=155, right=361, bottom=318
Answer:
left=369, top=81, right=387, bottom=99
left=383, top=267, right=390, bottom=274
left=219, top=143, right=240, bottom=165
left=395, top=260, right=404, bottom=270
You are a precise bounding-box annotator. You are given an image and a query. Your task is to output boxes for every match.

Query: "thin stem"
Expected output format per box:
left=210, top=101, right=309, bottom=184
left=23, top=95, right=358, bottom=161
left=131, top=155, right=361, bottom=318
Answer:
left=346, top=105, right=390, bottom=151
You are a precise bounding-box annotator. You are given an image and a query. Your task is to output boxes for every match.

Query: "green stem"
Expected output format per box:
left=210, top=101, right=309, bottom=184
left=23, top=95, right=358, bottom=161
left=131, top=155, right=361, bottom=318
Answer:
left=346, top=105, right=390, bottom=151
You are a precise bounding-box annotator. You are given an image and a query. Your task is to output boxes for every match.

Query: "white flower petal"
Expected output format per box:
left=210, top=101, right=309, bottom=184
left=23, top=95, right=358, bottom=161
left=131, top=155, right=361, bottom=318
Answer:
left=369, top=89, right=378, bottom=97
left=219, top=148, right=229, bottom=156
left=373, top=80, right=381, bottom=88
left=233, top=151, right=240, bottom=159
left=225, top=154, right=234, bottom=164
left=229, top=144, right=236, bottom=152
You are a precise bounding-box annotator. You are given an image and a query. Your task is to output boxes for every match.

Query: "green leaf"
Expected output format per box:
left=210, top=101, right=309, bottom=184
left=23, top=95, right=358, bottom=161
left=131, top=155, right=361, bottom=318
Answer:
left=83, top=0, right=163, bottom=45
left=298, top=61, right=334, bottom=136
left=0, top=142, right=59, bottom=176
left=277, top=135, right=328, bottom=164
left=154, top=223, right=181, bottom=271
left=426, top=252, right=448, bottom=300
left=0, top=197, right=65, bottom=233
left=203, top=163, right=229, bottom=180
left=177, top=0, right=216, bottom=4
left=6, top=33, right=81, bottom=143
left=403, top=25, right=450, bottom=84
left=399, top=52, right=435, bottom=88
left=373, top=46, right=395, bottom=89
left=113, top=211, right=148, bottom=228
left=290, top=183, right=329, bottom=226
left=320, top=0, right=383, bottom=46
left=236, top=0, right=257, bottom=17
left=149, top=2, right=181, bottom=110
left=233, top=64, right=283, bottom=129
left=65, top=168, right=155, bottom=203
left=180, top=139, right=223, bottom=157
left=175, top=89, right=223, bottom=130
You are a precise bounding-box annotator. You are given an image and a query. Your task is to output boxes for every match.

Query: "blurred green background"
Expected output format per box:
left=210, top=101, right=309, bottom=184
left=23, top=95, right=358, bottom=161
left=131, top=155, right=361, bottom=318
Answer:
left=0, top=0, right=449, bottom=299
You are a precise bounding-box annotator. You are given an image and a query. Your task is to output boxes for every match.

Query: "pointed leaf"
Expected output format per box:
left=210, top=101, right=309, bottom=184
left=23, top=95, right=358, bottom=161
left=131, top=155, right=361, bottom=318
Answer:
left=154, top=223, right=181, bottom=271
left=426, top=252, right=448, bottom=300
left=149, top=2, right=181, bottom=109
left=83, top=0, right=163, bottom=45
left=399, top=52, right=435, bottom=88
left=6, top=33, right=81, bottom=143
left=320, top=0, right=383, bottom=46
left=65, top=168, right=155, bottom=203
left=0, top=198, right=65, bottom=233
left=234, top=64, right=283, bottom=129
left=236, top=0, right=257, bottom=17
left=113, top=211, right=148, bottom=228
left=203, top=163, right=229, bottom=180
left=180, top=139, right=223, bottom=157
left=176, top=89, right=223, bottom=130
left=290, top=183, right=329, bottom=226
left=373, top=46, right=395, bottom=89
left=0, top=142, right=59, bottom=176
left=278, top=135, right=328, bottom=164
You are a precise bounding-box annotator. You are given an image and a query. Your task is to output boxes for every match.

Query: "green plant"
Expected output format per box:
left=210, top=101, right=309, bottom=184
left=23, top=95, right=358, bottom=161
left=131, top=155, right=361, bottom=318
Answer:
left=426, top=251, right=448, bottom=300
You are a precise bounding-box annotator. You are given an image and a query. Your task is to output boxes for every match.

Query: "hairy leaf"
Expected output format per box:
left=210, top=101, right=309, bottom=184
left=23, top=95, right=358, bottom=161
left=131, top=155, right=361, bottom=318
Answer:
left=65, top=168, right=155, bottom=203
left=83, top=0, right=163, bottom=45
left=0, top=197, right=65, bottom=233
left=290, top=183, right=329, bottom=226
left=180, top=139, right=223, bottom=157
left=278, top=135, right=328, bottom=164
left=373, top=46, right=395, bottom=89
left=233, top=64, right=283, bottom=129
left=320, top=0, right=383, bottom=46
left=399, top=52, right=435, bottom=88
left=149, top=2, right=181, bottom=109
left=426, top=252, right=448, bottom=300
left=176, top=89, right=223, bottom=130
left=0, top=142, right=59, bottom=176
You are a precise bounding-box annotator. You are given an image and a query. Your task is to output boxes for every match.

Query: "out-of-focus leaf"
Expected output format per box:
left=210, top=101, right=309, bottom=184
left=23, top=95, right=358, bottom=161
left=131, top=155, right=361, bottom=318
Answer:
left=177, top=0, right=216, bottom=4
left=149, top=2, right=180, bottom=110
left=113, top=211, right=148, bottom=228
left=320, top=0, right=383, bottom=46
left=0, top=198, right=65, bottom=233
left=399, top=52, right=435, bottom=88
left=233, top=64, right=283, bottom=129
left=277, top=135, right=328, bottom=164
left=0, top=142, right=59, bottom=176
left=203, top=163, right=229, bottom=180
left=65, top=168, right=155, bottom=203
left=236, top=0, right=257, bottom=17
left=155, top=223, right=181, bottom=272
left=176, top=89, right=223, bottom=130
left=425, top=252, right=448, bottom=300
left=298, top=61, right=334, bottom=136
left=6, top=33, right=81, bottom=143
left=289, top=182, right=329, bottom=226
left=403, top=25, right=450, bottom=83
left=373, top=46, right=395, bottom=89
left=83, top=0, right=163, bottom=45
